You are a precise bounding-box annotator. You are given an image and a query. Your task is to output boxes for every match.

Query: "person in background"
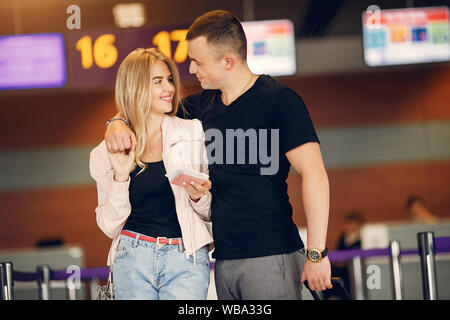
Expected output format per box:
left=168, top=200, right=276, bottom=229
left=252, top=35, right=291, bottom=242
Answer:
left=89, top=48, right=213, bottom=300
left=324, top=211, right=365, bottom=300
left=405, top=195, right=439, bottom=224
left=337, top=211, right=365, bottom=250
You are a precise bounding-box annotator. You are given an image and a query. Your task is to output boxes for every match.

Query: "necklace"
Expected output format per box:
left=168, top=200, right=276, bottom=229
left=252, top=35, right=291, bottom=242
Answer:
left=222, top=73, right=257, bottom=105
left=144, top=131, right=162, bottom=160
left=239, top=73, right=256, bottom=97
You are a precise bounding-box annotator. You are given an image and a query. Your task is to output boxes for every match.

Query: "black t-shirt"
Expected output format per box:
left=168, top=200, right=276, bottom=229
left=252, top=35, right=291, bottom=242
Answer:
left=123, top=160, right=182, bottom=238
left=178, top=74, right=320, bottom=260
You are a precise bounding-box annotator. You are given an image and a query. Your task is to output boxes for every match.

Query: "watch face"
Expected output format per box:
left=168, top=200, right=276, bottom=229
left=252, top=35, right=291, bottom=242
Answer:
left=308, top=250, right=321, bottom=262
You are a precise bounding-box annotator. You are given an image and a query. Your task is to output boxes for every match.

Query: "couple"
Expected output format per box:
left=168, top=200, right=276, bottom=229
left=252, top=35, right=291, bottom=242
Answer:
left=89, top=10, right=332, bottom=300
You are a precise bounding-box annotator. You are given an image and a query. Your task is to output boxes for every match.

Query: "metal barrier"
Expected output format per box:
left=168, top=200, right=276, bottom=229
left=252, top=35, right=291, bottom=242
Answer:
left=389, top=240, right=404, bottom=300
left=37, top=265, right=51, bottom=300
left=0, top=262, right=14, bottom=300
left=417, top=232, right=438, bottom=300
left=1, top=234, right=450, bottom=300
left=351, top=256, right=365, bottom=300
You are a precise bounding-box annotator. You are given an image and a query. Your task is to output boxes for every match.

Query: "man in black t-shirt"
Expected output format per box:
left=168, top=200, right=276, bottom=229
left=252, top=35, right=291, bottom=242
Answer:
left=105, top=10, right=332, bottom=299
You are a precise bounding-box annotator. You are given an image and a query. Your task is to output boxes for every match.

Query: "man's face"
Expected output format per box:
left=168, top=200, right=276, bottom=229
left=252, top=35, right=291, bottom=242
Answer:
left=187, top=36, right=226, bottom=90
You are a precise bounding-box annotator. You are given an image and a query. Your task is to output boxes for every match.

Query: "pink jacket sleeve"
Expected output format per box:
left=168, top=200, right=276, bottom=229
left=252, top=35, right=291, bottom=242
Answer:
left=188, top=119, right=212, bottom=222
left=89, top=141, right=132, bottom=239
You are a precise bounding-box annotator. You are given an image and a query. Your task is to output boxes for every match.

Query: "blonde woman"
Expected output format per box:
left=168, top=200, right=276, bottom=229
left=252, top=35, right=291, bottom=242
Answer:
left=89, top=48, right=213, bottom=300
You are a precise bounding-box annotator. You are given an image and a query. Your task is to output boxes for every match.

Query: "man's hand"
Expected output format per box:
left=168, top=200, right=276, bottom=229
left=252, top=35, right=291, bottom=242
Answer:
left=183, top=180, right=212, bottom=202
left=286, top=142, right=332, bottom=292
left=105, top=118, right=136, bottom=153
left=301, top=256, right=333, bottom=291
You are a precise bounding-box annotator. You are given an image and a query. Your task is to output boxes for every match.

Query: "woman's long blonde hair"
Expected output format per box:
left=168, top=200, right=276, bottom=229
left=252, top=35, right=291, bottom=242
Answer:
left=115, top=47, right=184, bottom=175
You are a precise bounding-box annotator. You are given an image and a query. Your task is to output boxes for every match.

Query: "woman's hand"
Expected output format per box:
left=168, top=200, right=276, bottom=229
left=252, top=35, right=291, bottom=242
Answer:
left=107, top=149, right=135, bottom=182
left=183, top=180, right=212, bottom=202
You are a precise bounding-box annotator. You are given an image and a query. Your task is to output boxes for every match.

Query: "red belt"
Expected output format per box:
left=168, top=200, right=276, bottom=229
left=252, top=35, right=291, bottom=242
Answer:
left=121, top=230, right=181, bottom=246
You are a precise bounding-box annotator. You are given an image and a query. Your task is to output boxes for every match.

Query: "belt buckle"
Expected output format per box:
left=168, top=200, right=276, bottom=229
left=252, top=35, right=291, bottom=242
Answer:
left=156, top=237, right=167, bottom=247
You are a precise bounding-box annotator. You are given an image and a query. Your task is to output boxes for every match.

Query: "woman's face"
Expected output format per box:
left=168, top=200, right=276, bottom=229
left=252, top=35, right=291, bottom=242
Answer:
left=150, top=60, right=175, bottom=115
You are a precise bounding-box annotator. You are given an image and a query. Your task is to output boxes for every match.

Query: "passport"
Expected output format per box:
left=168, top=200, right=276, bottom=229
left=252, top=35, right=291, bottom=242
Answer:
left=165, top=169, right=209, bottom=187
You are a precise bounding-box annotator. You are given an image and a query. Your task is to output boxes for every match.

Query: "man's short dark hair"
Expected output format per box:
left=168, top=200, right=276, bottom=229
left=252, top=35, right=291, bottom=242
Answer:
left=405, top=195, right=426, bottom=210
left=186, top=10, right=247, bottom=60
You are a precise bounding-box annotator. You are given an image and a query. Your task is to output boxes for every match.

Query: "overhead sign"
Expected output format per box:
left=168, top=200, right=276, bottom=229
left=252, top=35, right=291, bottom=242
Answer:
left=0, top=33, right=66, bottom=90
left=0, top=20, right=298, bottom=90
left=243, top=19, right=297, bottom=76
left=362, top=6, right=450, bottom=66
left=66, top=25, right=191, bottom=87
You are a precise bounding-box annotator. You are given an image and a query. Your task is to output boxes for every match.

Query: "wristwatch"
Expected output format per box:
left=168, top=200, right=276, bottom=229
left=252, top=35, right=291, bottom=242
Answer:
left=306, top=248, right=328, bottom=263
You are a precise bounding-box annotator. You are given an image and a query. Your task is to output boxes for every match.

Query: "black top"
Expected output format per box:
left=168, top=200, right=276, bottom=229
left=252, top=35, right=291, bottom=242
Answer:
left=123, top=160, right=182, bottom=238
left=337, top=235, right=361, bottom=250
left=178, top=74, right=320, bottom=260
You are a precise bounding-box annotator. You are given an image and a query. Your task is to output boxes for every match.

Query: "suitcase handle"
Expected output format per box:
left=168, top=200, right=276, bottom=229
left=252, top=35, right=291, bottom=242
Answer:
left=303, top=277, right=352, bottom=300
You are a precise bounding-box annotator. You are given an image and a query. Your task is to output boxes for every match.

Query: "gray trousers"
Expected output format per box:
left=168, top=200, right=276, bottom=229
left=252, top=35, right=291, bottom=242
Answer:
left=214, top=248, right=307, bottom=300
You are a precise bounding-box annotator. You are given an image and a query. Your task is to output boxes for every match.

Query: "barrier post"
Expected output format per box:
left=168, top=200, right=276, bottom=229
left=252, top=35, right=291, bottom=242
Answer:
left=350, top=256, right=365, bottom=300
left=66, top=283, right=77, bottom=300
left=90, top=278, right=99, bottom=300
left=417, top=232, right=438, bottom=300
left=0, top=262, right=14, bottom=300
left=37, top=265, right=52, bottom=300
left=389, top=240, right=404, bottom=300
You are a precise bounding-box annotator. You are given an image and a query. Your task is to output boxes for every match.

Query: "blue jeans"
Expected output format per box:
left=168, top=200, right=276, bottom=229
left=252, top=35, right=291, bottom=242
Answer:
left=112, top=231, right=210, bottom=300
